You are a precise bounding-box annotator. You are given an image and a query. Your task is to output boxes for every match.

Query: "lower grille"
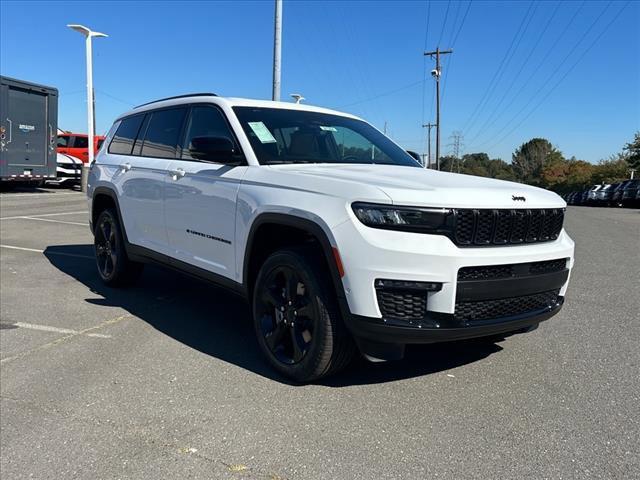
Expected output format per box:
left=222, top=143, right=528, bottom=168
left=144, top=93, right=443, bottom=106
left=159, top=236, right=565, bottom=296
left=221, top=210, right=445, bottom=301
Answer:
left=454, top=290, right=560, bottom=322
left=457, top=258, right=568, bottom=281
left=376, top=290, right=426, bottom=320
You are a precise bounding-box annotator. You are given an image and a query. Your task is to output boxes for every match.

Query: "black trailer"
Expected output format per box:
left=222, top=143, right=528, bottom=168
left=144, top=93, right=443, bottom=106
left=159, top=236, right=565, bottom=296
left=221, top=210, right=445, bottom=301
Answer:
left=0, top=76, right=58, bottom=185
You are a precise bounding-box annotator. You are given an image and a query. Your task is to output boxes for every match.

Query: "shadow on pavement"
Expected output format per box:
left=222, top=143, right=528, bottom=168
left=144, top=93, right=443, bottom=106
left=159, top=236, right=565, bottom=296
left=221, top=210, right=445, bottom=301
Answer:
left=44, top=244, right=503, bottom=386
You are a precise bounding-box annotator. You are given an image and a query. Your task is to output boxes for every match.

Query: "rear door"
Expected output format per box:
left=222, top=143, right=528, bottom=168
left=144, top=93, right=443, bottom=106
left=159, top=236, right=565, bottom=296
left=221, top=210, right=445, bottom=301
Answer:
left=110, top=107, right=188, bottom=255
left=69, top=135, right=89, bottom=163
left=164, top=104, right=247, bottom=279
left=5, top=86, right=47, bottom=170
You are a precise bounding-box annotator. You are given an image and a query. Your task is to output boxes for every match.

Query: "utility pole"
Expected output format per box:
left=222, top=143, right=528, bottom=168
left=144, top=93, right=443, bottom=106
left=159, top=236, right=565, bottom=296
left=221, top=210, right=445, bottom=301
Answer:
left=424, top=47, right=452, bottom=170
left=272, top=0, right=283, bottom=101
left=422, top=122, right=436, bottom=168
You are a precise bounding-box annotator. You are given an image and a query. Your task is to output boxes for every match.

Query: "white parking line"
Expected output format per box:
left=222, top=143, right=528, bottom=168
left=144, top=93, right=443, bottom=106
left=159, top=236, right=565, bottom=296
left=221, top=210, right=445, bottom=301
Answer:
left=8, top=322, right=111, bottom=338
left=17, top=217, right=89, bottom=226
left=0, top=244, right=94, bottom=259
left=0, top=210, right=86, bottom=220
left=0, top=192, right=83, bottom=198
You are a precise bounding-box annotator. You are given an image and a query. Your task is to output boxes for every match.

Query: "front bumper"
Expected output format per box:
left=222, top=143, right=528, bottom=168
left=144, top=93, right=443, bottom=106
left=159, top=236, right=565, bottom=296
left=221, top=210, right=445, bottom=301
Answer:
left=334, top=218, right=574, bottom=318
left=348, top=297, right=563, bottom=346
left=332, top=214, right=574, bottom=351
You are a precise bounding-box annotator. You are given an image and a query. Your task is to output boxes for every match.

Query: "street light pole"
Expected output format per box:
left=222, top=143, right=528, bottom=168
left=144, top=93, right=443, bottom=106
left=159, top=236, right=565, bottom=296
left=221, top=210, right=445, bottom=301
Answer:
left=272, top=0, right=283, bottom=101
left=67, top=24, right=107, bottom=168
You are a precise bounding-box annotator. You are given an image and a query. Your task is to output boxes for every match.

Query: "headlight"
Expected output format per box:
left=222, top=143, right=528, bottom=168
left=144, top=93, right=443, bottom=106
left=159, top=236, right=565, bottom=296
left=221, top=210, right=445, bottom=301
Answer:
left=351, top=202, right=453, bottom=233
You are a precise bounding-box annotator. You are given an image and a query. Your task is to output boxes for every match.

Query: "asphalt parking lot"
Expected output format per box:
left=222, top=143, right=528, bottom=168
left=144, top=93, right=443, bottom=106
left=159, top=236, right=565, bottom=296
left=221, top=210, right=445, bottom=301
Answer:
left=1, top=188, right=638, bottom=480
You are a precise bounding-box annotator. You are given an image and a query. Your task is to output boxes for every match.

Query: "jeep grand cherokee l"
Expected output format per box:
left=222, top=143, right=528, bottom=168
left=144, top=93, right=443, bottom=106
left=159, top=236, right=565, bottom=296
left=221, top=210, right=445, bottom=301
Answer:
left=88, top=93, right=574, bottom=382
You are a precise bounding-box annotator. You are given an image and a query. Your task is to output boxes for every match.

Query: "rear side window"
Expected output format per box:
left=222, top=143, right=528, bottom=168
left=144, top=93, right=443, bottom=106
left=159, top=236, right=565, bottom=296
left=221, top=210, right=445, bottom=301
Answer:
left=141, top=108, right=187, bottom=159
left=72, top=136, right=89, bottom=148
left=57, top=135, right=69, bottom=147
left=108, top=115, right=145, bottom=155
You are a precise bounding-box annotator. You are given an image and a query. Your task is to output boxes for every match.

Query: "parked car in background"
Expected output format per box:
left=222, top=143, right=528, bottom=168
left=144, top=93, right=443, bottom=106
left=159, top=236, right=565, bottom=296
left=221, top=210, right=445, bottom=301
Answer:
left=594, top=183, right=613, bottom=206
left=57, top=132, right=105, bottom=163
left=586, top=185, right=602, bottom=205
left=621, top=179, right=639, bottom=207
left=46, top=153, right=82, bottom=187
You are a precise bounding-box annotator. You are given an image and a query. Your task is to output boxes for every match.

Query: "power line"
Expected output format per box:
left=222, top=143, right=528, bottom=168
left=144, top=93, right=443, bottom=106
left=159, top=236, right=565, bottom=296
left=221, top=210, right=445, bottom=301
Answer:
left=445, top=0, right=462, bottom=48
left=94, top=89, right=135, bottom=107
left=466, top=1, right=585, bottom=149
left=482, top=1, right=628, bottom=152
left=339, top=79, right=424, bottom=108
left=462, top=1, right=538, bottom=137
left=437, top=0, right=452, bottom=47
left=466, top=1, right=562, bottom=145
left=451, top=0, right=473, bottom=47
left=476, top=1, right=616, bottom=151
left=441, top=0, right=473, bottom=103
left=460, top=1, right=536, bottom=134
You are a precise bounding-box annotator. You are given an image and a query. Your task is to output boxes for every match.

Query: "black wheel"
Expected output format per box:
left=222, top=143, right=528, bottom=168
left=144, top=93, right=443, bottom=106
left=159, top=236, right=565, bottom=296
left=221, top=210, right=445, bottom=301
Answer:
left=252, top=247, right=355, bottom=382
left=94, top=208, right=143, bottom=287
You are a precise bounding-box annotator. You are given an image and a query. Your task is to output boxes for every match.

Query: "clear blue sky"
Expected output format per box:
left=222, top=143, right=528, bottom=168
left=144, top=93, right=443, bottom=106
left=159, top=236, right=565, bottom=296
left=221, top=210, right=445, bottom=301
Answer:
left=1, top=0, right=638, bottom=163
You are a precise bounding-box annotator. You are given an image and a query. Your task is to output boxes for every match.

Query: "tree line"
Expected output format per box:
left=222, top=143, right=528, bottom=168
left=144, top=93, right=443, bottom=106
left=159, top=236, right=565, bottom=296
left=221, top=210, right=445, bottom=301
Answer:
left=438, top=132, right=639, bottom=193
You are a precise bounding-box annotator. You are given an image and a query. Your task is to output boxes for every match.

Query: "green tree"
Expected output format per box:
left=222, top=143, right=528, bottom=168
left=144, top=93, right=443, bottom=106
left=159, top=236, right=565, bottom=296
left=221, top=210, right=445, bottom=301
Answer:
left=623, top=132, right=640, bottom=170
left=512, top=138, right=564, bottom=185
left=591, top=154, right=630, bottom=184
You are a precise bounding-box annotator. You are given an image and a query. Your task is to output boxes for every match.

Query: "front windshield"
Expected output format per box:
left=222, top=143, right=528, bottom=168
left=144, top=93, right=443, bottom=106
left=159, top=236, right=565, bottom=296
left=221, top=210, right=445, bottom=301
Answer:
left=233, top=106, right=420, bottom=167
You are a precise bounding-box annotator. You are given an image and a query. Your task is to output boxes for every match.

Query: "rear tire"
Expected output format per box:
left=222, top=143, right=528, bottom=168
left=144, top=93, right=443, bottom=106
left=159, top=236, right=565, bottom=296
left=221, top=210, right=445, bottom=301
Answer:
left=94, top=208, right=143, bottom=287
left=252, top=247, right=355, bottom=382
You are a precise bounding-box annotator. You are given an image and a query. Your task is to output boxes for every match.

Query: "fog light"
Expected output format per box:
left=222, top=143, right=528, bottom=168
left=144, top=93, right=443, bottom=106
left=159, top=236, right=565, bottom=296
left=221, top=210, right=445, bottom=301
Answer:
left=374, top=279, right=442, bottom=291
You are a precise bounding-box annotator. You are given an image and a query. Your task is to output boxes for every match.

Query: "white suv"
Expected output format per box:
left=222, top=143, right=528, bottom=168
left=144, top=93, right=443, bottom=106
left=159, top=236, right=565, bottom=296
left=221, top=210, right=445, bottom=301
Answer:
left=88, top=94, right=574, bottom=382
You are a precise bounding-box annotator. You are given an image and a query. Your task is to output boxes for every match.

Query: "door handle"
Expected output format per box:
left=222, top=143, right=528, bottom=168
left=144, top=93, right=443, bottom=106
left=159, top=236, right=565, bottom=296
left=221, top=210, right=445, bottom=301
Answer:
left=121, top=162, right=132, bottom=172
left=6, top=118, right=12, bottom=144
left=170, top=168, right=186, bottom=180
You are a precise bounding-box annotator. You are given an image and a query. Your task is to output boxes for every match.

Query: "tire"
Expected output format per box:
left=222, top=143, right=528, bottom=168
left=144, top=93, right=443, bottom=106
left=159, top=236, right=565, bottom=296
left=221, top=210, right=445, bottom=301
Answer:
left=252, top=247, right=355, bottom=382
left=94, top=208, right=143, bottom=287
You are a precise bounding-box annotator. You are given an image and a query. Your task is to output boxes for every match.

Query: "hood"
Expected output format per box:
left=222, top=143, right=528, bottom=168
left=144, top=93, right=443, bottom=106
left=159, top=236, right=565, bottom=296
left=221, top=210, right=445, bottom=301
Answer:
left=270, top=164, right=565, bottom=209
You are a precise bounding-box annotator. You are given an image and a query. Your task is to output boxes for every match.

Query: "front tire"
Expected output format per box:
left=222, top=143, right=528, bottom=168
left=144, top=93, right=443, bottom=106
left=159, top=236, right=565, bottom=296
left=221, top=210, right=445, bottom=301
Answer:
left=252, top=247, right=355, bottom=382
left=94, top=208, right=143, bottom=287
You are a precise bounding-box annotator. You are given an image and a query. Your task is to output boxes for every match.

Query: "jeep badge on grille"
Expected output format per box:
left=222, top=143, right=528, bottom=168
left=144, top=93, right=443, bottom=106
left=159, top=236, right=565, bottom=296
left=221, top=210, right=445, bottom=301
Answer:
left=512, top=195, right=526, bottom=201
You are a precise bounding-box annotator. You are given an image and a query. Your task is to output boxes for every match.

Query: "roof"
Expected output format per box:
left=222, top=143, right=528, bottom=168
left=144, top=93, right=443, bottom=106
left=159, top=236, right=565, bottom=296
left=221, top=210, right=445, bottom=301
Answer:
left=117, top=95, right=359, bottom=121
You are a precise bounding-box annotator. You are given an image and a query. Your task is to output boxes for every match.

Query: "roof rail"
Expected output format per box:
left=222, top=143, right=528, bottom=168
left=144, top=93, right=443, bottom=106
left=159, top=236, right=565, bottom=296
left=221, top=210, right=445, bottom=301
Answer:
left=134, top=92, right=217, bottom=109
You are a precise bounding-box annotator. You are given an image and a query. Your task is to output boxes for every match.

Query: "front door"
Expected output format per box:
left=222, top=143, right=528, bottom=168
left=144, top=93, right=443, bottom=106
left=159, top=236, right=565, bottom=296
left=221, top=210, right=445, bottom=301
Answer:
left=164, top=105, right=247, bottom=280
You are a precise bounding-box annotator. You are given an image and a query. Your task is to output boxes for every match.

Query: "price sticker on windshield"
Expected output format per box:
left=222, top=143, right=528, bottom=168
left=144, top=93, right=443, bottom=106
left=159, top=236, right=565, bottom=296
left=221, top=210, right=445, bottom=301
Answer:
left=319, top=126, right=337, bottom=132
left=248, top=122, right=277, bottom=144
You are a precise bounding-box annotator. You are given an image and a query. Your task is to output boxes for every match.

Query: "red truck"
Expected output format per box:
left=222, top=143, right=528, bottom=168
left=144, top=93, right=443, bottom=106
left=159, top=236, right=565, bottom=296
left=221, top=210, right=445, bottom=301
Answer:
left=57, top=132, right=105, bottom=163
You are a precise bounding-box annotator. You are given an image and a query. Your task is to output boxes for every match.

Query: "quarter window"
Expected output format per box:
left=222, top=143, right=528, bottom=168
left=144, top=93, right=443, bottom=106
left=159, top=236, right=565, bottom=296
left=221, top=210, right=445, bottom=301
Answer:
left=108, top=115, right=145, bottom=155
left=181, top=106, right=236, bottom=161
left=141, top=108, right=187, bottom=159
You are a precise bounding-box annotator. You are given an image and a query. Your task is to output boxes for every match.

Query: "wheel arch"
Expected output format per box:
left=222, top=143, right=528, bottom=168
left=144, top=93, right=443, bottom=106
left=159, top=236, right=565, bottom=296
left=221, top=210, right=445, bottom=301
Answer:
left=91, top=186, right=127, bottom=241
left=243, top=213, right=349, bottom=315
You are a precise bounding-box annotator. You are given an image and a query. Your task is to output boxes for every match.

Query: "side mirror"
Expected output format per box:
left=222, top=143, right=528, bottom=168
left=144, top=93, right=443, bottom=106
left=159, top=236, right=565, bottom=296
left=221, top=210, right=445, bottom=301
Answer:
left=406, top=150, right=421, bottom=162
left=188, top=136, right=238, bottom=163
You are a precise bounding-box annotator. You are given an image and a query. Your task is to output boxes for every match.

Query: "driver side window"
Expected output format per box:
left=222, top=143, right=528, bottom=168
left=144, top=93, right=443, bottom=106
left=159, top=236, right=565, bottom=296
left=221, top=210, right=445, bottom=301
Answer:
left=181, top=106, right=235, bottom=161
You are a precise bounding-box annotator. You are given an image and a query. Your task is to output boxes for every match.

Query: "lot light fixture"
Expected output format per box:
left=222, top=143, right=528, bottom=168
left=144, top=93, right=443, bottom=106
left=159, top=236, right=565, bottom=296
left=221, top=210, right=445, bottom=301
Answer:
left=67, top=24, right=108, bottom=167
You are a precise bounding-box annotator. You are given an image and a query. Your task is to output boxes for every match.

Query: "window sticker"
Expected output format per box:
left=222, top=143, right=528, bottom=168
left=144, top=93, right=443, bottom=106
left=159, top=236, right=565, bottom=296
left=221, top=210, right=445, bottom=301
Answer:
left=319, top=126, right=337, bottom=132
left=248, top=122, right=277, bottom=143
